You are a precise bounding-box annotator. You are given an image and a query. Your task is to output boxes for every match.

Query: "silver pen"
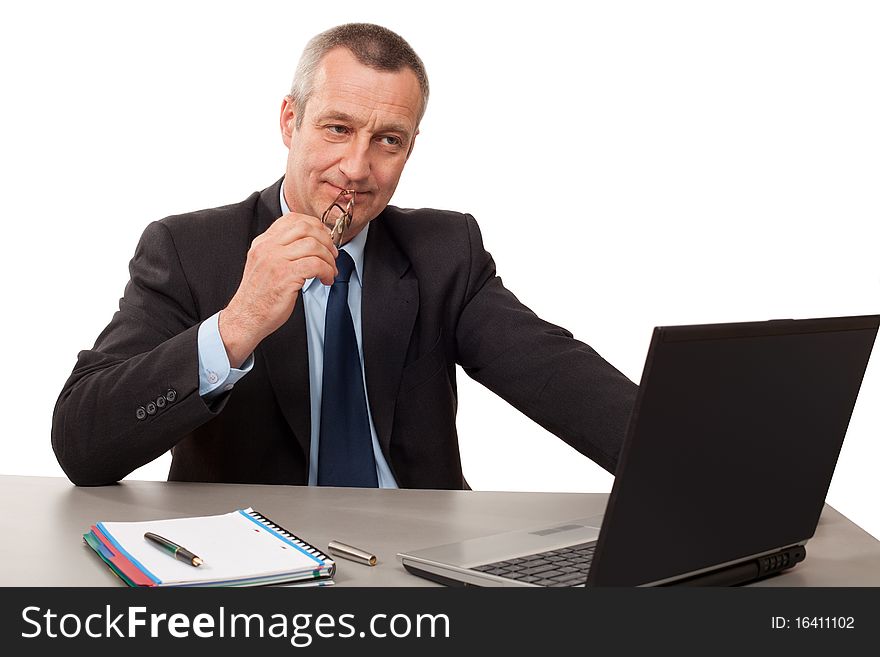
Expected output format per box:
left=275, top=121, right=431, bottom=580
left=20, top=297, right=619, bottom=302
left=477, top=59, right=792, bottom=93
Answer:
left=328, top=540, right=377, bottom=566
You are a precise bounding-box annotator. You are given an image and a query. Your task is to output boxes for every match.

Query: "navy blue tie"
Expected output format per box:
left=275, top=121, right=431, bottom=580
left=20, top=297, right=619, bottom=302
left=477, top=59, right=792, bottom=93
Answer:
left=318, top=250, right=379, bottom=487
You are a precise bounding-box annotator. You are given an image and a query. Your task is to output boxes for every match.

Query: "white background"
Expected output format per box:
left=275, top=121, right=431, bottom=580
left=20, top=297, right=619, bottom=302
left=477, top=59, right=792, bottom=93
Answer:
left=1, top=1, right=878, bottom=539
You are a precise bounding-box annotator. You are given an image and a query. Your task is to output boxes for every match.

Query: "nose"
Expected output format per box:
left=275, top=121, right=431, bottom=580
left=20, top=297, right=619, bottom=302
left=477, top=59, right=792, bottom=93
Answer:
left=338, top=138, right=371, bottom=183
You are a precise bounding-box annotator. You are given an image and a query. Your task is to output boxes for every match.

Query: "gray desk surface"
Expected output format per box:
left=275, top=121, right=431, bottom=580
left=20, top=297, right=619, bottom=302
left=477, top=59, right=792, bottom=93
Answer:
left=2, top=475, right=878, bottom=587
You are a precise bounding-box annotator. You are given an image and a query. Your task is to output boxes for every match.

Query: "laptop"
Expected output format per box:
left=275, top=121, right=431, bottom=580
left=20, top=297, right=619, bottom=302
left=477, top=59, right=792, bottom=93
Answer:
left=398, top=315, right=879, bottom=586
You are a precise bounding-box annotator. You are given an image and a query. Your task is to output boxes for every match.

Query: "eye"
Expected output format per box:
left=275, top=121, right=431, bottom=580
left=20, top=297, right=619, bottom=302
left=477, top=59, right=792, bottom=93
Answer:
left=378, top=135, right=403, bottom=147
left=326, top=125, right=349, bottom=136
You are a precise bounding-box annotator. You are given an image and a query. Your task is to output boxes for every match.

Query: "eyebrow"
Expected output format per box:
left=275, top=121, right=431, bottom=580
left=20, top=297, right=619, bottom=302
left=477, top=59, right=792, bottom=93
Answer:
left=316, top=111, right=412, bottom=142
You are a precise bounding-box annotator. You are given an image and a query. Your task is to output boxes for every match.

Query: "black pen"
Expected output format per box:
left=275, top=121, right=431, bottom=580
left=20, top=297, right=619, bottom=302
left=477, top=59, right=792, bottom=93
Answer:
left=144, top=532, right=204, bottom=567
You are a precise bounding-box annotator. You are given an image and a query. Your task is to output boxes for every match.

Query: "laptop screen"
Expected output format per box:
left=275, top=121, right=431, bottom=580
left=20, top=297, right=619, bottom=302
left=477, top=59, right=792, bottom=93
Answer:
left=588, top=315, right=879, bottom=586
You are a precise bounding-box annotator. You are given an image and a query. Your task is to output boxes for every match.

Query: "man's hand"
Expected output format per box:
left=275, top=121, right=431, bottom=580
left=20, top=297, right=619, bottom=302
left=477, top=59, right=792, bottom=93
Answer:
left=219, top=212, right=338, bottom=367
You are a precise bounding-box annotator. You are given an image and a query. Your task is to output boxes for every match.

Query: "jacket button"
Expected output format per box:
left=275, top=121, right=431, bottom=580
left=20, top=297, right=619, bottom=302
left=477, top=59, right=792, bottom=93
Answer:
left=156, top=395, right=166, bottom=409
left=136, top=407, right=147, bottom=420
left=146, top=402, right=157, bottom=415
left=166, top=389, right=177, bottom=403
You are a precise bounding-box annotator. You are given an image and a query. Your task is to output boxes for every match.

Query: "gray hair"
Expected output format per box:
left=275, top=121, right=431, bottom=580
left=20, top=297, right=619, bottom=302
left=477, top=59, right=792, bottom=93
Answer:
left=289, top=23, right=430, bottom=129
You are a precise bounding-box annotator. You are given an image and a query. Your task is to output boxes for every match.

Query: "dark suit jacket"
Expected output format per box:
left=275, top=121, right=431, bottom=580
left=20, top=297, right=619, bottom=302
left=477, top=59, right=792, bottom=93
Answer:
left=52, top=178, right=638, bottom=487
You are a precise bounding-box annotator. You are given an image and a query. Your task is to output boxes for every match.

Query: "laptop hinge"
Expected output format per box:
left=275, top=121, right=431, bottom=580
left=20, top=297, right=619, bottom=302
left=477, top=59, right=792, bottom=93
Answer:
left=662, top=545, right=807, bottom=587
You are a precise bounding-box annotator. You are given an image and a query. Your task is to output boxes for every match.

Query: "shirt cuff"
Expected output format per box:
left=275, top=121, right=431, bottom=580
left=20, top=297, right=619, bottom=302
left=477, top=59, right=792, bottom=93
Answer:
left=197, top=312, right=254, bottom=399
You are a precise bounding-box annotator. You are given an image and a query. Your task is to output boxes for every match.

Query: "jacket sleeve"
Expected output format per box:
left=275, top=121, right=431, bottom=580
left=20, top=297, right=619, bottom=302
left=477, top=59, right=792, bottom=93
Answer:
left=453, top=214, right=638, bottom=474
left=52, top=221, right=229, bottom=485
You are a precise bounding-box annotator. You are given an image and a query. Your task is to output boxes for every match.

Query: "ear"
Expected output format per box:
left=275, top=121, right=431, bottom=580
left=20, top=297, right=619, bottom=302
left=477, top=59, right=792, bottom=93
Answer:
left=406, top=129, right=419, bottom=160
left=280, top=95, right=297, bottom=148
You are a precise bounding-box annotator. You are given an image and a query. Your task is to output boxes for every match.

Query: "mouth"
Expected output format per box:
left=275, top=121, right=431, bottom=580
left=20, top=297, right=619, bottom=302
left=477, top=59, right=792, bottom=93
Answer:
left=326, top=182, right=370, bottom=200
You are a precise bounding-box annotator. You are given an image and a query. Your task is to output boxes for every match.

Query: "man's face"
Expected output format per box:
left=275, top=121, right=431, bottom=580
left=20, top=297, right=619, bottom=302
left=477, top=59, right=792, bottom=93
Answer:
left=281, top=47, right=422, bottom=243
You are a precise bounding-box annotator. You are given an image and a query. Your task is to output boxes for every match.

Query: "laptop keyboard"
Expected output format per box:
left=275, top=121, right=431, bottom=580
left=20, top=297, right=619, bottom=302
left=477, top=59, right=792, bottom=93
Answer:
left=472, top=542, right=596, bottom=587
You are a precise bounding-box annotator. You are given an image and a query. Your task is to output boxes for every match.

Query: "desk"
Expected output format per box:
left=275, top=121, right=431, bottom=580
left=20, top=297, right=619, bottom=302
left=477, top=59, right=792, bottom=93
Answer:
left=2, top=475, right=878, bottom=586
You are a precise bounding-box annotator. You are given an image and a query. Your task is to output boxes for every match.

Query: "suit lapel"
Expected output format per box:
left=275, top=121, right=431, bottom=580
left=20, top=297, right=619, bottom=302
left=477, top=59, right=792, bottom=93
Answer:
left=255, top=180, right=312, bottom=458
left=260, top=299, right=312, bottom=458
left=362, top=216, right=418, bottom=459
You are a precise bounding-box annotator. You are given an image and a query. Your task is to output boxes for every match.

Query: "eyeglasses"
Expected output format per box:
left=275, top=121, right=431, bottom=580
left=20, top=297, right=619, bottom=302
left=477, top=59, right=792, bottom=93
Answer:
left=322, top=189, right=357, bottom=248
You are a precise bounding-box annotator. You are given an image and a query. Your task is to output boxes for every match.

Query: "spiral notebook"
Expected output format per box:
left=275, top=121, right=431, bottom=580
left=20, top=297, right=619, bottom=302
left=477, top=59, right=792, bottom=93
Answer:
left=84, top=508, right=335, bottom=587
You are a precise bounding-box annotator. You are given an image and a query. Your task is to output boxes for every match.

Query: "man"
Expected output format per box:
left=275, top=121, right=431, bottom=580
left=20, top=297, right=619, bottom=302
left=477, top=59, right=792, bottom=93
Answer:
left=52, top=23, right=637, bottom=488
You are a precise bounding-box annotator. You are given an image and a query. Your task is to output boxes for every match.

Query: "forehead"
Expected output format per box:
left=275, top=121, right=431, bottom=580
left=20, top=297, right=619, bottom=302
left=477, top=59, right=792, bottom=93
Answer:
left=305, top=48, right=422, bottom=131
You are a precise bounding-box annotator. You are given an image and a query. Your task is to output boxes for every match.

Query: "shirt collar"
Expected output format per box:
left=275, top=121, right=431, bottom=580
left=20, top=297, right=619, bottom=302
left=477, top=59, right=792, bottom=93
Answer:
left=280, top=180, right=368, bottom=292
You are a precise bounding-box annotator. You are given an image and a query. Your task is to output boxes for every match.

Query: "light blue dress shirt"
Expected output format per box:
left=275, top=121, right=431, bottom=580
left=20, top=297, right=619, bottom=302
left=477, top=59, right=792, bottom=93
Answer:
left=197, top=313, right=254, bottom=398
left=196, top=184, right=398, bottom=488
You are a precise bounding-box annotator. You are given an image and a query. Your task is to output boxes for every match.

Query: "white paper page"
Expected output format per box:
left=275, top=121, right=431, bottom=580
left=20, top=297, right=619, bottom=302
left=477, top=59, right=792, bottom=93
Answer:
left=98, top=509, right=324, bottom=584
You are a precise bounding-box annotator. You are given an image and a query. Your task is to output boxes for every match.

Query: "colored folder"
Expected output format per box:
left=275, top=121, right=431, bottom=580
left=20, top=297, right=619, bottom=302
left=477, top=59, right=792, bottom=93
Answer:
left=84, top=508, right=335, bottom=587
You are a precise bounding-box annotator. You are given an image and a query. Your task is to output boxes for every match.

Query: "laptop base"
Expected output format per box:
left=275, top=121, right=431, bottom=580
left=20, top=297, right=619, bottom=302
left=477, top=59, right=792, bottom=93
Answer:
left=403, top=540, right=807, bottom=587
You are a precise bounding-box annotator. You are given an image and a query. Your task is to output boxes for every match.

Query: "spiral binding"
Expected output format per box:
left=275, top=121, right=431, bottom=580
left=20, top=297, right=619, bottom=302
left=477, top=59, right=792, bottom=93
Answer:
left=246, top=509, right=334, bottom=569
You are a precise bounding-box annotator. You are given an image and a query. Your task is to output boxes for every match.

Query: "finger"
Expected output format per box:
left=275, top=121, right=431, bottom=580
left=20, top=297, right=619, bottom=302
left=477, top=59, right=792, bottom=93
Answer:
left=278, top=236, right=339, bottom=269
left=278, top=240, right=338, bottom=286
left=287, top=255, right=337, bottom=287
left=272, top=215, right=338, bottom=255
left=269, top=211, right=321, bottom=233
